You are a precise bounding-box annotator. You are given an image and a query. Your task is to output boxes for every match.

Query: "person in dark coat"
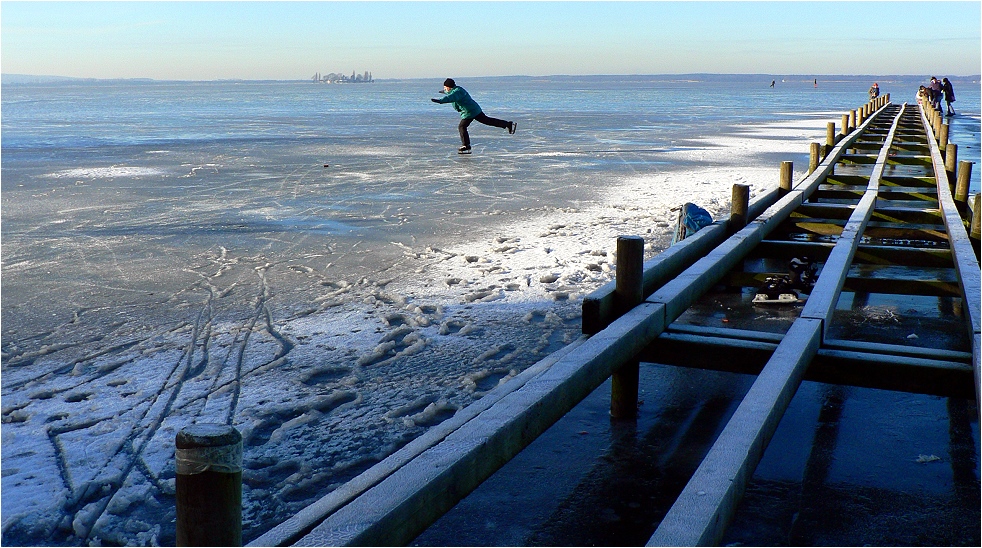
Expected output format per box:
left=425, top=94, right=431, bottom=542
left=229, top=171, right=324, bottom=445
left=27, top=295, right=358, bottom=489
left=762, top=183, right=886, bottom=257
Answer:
left=431, top=78, right=516, bottom=154
left=942, top=78, right=956, bottom=116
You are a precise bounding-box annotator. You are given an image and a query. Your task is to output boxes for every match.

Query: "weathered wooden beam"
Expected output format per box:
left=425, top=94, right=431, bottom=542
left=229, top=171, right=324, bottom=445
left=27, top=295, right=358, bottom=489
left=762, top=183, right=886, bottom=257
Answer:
left=647, top=318, right=823, bottom=546
left=721, top=265, right=960, bottom=297
left=919, top=104, right=982, bottom=365
left=293, top=303, right=667, bottom=546
left=582, top=189, right=786, bottom=334
left=248, top=336, right=591, bottom=547
left=642, top=332, right=975, bottom=398
left=750, top=240, right=953, bottom=267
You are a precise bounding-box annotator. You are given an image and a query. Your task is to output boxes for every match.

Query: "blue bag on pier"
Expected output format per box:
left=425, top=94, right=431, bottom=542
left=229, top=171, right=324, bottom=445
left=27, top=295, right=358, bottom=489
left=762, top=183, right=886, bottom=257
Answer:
left=671, top=203, right=713, bottom=245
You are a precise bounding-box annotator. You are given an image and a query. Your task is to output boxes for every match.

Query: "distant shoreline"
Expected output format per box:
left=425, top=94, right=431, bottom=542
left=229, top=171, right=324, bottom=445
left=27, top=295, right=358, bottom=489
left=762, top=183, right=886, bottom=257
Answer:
left=4, top=72, right=980, bottom=86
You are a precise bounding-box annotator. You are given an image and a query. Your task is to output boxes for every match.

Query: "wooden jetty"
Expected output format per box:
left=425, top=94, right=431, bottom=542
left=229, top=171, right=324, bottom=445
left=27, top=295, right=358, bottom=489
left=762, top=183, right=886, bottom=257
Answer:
left=247, top=93, right=979, bottom=547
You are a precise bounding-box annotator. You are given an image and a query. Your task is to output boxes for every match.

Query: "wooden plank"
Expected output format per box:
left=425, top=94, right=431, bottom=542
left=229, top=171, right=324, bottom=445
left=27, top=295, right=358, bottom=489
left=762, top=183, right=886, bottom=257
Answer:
left=751, top=240, right=953, bottom=267
left=801, top=106, right=906, bottom=328
left=582, top=188, right=786, bottom=334
left=647, top=318, right=823, bottom=546
left=247, top=336, right=590, bottom=547
left=643, top=332, right=975, bottom=398
left=295, top=303, right=667, bottom=547
left=582, top=222, right=729, bottom=334
left=919, top=104, right=982, bottom=340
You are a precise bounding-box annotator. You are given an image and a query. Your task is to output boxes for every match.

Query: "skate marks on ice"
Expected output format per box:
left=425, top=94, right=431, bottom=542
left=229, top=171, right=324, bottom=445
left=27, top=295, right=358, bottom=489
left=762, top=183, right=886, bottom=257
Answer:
left=1, top=240, right=585, bottom=546
left=1, top=247, right=302, bottom=545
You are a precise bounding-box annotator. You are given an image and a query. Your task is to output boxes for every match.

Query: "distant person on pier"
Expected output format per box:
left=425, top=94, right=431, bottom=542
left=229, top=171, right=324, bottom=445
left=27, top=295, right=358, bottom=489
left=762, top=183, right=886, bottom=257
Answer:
left=770, top=80, right=775, bottom=88
left=942, top=77, right=956, bottom=116
left=431, top=78, right=517, bottom=154
left=868, top=82, right=879, bottom=100
left=929, top=77, right=943, bottom=111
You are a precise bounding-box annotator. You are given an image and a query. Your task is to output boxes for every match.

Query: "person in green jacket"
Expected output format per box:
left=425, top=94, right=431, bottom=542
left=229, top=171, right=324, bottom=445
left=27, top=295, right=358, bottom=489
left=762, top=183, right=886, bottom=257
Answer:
left=431, top=78, right=516, bottom=154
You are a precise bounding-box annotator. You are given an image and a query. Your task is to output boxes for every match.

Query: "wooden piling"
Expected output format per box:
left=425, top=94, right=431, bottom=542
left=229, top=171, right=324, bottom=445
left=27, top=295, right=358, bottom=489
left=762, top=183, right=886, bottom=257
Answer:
left=780, top=161, right=793, bottom=192
left=176, top=424, right=243, bottom=547
left=955, top=161, right=973, bottom=204
left=809, top=142, right=821, bottom=175
left=826, top=122, right=836, bottom=149
left=730, top=183, right=750, bottom=231
left=840, top=114, right=849, bottom=136
left=610, top=235, right=644, bottom=419
left=945, top=144, right=958, bottom=188
left=848, top=109, right=856, bottom=131
left=939, top=123, right=949, bottom=149
left=972, top=194, right=981, bottom=241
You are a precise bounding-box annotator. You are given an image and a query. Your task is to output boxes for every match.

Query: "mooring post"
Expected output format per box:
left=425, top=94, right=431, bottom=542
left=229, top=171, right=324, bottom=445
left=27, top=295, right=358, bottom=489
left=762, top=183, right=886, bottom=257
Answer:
left=780, top=161, right=793, bottom=193
left=809, top=143, right=821, bottom=175
left=945, top=144, right=958, bottom=189
left=730, top=183, right=750, bottom=231
left=856, top=109, right=865, bottom=127
left=610, top=235, right=644, bottom=420
left=955, top=161, right=973, bottom=204
left=826, top=122, right=836, bottom=152
left=840, top=114, right=849, bottom=137
left=939, top=123, right=949, bottom=150
left=971, top=193, right=981, bottom=243
left=848, top=109, right=856, bottom=131
left=176, top=424, right=243, bottom=547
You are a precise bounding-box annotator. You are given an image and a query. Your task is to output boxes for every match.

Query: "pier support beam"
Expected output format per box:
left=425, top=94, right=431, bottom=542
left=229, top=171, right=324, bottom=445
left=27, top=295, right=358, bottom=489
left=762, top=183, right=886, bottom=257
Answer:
left=610, top=235, right=644, bottom=419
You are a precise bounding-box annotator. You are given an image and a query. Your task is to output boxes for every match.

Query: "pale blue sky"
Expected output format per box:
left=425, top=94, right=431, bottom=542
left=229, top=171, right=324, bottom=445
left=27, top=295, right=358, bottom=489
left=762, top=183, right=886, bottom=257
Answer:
left=2, top=1, right=979, bottom=80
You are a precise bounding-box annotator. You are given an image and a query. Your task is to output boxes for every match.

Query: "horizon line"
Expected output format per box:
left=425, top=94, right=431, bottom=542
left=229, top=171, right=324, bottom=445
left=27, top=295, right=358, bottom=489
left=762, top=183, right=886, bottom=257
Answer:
left=5, top=72, right=981, bottom=84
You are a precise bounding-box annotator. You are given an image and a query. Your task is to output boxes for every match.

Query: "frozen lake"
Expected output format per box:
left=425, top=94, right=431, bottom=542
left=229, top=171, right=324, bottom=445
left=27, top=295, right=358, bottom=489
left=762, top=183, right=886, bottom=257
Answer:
left=2, top=75, right=979, bottom=545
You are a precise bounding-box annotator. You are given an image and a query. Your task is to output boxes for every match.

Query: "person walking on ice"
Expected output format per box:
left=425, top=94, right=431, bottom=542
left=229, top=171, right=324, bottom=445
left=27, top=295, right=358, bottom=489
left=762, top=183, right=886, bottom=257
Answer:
left=431, top=78, right=516, bottom=154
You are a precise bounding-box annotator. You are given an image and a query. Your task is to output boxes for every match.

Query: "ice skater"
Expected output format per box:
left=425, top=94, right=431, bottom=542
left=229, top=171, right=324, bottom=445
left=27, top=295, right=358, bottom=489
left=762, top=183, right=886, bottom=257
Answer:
left=431, top=78, right=516, bottom=154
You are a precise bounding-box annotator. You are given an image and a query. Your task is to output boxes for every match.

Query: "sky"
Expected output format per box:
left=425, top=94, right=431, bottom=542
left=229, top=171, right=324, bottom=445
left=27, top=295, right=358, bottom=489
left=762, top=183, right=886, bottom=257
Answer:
left=1, top=1, right=980, bottom=81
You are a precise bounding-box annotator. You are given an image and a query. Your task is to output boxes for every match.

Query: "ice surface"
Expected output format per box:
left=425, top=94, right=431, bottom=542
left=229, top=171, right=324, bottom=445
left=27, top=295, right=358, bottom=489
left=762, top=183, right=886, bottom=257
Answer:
left=2, top=77, right=978, bottom=546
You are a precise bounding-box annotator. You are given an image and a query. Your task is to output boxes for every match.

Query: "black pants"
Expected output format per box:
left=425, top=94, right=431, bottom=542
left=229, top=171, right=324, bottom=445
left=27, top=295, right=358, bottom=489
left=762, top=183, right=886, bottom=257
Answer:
left=458, top=113, right=509, bottom=147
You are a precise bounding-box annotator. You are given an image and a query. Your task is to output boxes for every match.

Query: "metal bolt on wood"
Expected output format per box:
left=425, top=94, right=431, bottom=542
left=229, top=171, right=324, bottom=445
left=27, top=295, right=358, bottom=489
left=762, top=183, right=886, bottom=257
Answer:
left=176, top=424, right=243, bottom=547
left=610, top=235, right=644, bottom=420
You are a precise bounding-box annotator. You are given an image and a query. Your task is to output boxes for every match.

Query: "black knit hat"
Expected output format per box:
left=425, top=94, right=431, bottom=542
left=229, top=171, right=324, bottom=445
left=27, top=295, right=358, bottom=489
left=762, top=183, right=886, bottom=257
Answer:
left=443, top=78, right=456, bottom=88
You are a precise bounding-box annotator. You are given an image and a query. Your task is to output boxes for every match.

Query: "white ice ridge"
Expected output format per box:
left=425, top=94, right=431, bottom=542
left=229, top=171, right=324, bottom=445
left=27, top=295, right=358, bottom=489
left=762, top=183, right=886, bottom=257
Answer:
left=45, top=166, right=165, bottom=178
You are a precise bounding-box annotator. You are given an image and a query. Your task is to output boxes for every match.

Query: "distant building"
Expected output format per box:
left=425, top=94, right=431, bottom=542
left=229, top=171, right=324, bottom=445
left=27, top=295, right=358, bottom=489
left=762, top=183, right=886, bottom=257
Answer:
left=311, top=71, right=373, bottom=83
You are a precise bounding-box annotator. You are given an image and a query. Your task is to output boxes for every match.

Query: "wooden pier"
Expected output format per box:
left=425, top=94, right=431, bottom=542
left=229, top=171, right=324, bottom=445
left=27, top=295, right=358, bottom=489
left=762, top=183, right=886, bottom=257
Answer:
left=248, top=94, right=979, bottom=547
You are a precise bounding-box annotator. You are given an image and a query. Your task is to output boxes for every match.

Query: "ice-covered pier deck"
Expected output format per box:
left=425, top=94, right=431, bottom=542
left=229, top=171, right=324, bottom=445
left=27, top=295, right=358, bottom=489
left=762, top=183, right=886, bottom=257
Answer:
left=252, top=95, right=979, bottom=546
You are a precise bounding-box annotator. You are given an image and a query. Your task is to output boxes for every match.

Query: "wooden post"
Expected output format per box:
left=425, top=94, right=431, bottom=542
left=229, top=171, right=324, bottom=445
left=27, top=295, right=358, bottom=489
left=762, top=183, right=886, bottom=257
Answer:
left=610, top=235, right=644, bottom=420
left=809, top=142, right=821, bottom=175
left=840, top=114, right=849, bottom=136
left=826, top=122, right=836, bottom=148
left=955, top=161, right=972, bottom=204
left=971, top=193, right=981, bottom=242
left=857, top=109, right=865, bottom=127
left=939, top=123, right=949, bottom=149
left=945, top=143, right=958, bottom=188
left=730, top=184, right=750, bottom=230
left=780, top=161, right=793, bottom=192
left=176, top=424, right=243, bottom=547
left=848, top=109, right=856, bottom=131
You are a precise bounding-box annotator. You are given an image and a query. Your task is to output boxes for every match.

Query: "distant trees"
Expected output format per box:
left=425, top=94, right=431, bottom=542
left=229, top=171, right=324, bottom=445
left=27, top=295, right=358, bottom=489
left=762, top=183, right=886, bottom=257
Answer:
left=311, top=71, right=373, bottom=83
